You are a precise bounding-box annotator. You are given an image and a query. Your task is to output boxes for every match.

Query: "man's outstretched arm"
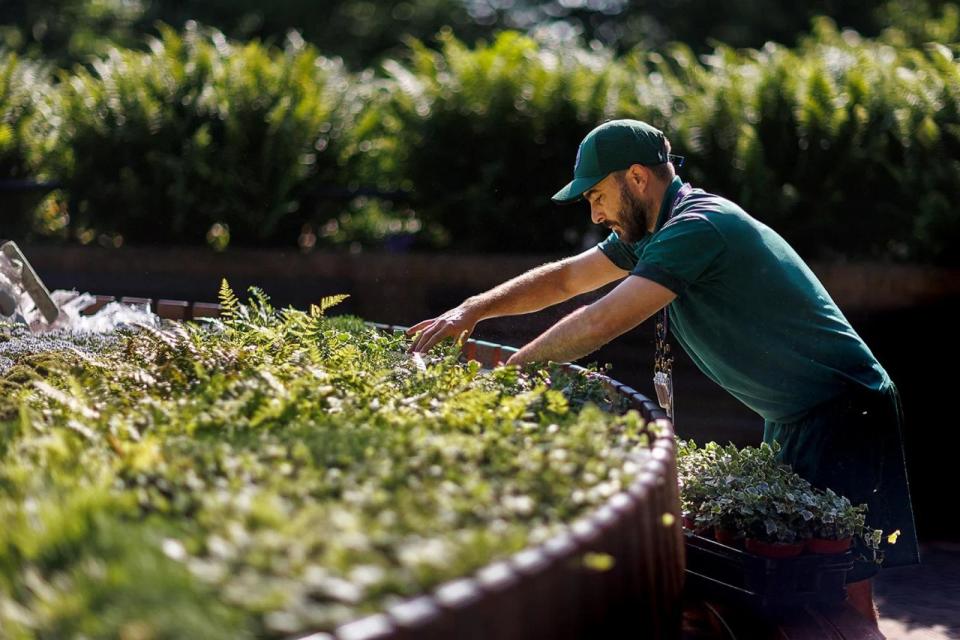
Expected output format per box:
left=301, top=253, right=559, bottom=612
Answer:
left=506, top=275, right=676, bottom=366
left=408, top=247, right=626, bottom=353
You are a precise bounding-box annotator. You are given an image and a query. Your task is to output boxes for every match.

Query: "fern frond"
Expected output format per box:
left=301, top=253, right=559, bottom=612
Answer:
left=247, top=286, right=274, bottom=323
left=316, top=294, right=349, bottom=316
left=219, top=279, right=240, bottom=321
left=307, top=308, right=326, bottom=343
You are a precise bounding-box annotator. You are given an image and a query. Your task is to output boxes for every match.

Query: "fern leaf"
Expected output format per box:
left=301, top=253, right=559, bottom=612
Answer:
left=219, top=279, right=240, bottom=320
left=316, top=294, right=349, bottom=316
left=247, top=286, right=274, bottom=321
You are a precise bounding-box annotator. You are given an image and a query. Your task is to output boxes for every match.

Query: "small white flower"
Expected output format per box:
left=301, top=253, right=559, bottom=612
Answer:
left=161, top=538, right=186, bottom=561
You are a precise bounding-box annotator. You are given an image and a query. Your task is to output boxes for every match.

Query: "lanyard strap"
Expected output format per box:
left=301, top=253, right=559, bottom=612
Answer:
left=654, top=183, right=692, bottom=380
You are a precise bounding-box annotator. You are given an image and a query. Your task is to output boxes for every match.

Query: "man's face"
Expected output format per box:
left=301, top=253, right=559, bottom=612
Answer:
left=584, top=170, right=653, bottom=244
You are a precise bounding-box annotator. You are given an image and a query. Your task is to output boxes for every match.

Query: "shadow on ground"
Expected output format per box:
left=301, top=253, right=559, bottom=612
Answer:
left=875, top=542, right=960, bottom=640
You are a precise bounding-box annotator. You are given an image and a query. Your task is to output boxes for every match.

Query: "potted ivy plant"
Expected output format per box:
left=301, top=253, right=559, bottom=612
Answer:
left=677, top=440, right=721, bottom=535
left=807, top=489, right=866, bottom=554
left=741, top=513, right=808, bottom=558
left=677, top=439, right=886, bottom=564
left=698, top=490, right=745, bottom=546
left=727, top=451, right=819, bottom=558
left=678, top=441, right=756, bottom=543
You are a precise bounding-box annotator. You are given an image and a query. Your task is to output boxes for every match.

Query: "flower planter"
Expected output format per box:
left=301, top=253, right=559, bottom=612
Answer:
left=433, top=578, right=486, bottom=639
left=806, top=537, right=853, bottom=555
left=385, top=596, right=449, bottom=638
left=335, top=614, right=399, bottom=640
left=73, top=296, right=684, bottom=639
left=744, top=538, right=805, bottom=559
left=541, top=532, right=581, bottom=640
left=510, top=547, right=555, bottom=638
left=474, top=561, right=523, bottom=640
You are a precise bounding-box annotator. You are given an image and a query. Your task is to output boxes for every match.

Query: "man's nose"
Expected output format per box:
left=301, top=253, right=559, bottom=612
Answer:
left=590, top=203, right=604, bottom=225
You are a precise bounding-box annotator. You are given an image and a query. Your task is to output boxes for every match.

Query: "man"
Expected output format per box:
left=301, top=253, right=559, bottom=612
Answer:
left=407, top=119, right=919, bottom=624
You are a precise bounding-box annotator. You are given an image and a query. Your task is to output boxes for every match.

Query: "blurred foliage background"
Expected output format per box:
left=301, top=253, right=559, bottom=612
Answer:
left=4, top=0, right=954, bottom=68
left=1, top=0, right=958, bottom=263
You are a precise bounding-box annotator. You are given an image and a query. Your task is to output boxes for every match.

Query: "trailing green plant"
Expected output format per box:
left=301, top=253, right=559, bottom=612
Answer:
left=0, top=286, right=658, bottom=637
left=813, top=488, right=869, bottom=541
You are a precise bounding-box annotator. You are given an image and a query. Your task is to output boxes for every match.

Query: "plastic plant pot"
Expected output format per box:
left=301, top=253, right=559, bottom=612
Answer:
left=806, top=537, right=853, bottom=555
left=714, top=529, right=739, bottom=547
left=744, top=538, right=805, bottom=559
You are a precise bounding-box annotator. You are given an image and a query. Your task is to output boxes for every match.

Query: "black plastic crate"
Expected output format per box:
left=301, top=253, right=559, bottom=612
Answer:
left=684, top=532, right=854, bottom=610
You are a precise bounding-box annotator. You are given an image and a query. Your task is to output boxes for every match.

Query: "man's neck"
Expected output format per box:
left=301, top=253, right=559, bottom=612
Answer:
left=645, top=180, right=671, bottom=233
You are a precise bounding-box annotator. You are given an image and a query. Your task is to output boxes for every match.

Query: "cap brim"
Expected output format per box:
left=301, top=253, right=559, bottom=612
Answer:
left=551, top=175, right=605, bottom=204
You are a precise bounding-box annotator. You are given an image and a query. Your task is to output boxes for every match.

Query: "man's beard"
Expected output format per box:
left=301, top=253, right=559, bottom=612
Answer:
left=612, top=180, right=652, bottom=244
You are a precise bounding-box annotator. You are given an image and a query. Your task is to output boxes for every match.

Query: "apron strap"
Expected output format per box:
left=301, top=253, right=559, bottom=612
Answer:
left=653, top=182, right=692, bottom=420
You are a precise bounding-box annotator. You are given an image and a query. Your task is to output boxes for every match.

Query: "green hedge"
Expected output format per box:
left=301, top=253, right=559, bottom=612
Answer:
left=3, top=19, right=960, bottom=262
left=618, top=19, right=960, bottom=263
left=0, top=53, right=44, bottom=180
left=1, top=0, right=939, bottom=70
left=42, top=25, right=356, bottom=247
left=354, top=31, right=623, bottom=252
left=0, top=53, right=53, bottom=238
left=360, top=21, right=960, bottom=261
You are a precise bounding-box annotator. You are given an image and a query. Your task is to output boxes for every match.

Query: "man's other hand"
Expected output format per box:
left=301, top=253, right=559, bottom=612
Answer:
left=406, top=306, right=479, bottom=354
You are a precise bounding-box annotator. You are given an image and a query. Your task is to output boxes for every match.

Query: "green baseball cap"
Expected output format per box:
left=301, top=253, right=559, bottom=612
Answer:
left=552, top=119, right=684, bottom=203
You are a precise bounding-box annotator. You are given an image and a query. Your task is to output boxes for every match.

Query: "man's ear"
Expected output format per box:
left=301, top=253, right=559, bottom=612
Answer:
left=625, top=164, right=649, bottom=192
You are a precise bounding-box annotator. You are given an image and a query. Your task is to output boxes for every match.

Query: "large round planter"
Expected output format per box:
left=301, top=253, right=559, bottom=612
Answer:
left=81, top=295, right=685, bottom=639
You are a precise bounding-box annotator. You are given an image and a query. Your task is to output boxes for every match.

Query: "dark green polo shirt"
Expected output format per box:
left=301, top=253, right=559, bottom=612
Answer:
left=598, top=177, right=889, bottom=423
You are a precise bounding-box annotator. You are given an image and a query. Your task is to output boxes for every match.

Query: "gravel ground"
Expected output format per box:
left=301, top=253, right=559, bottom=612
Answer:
left=875, top=542, right=960, bottom=640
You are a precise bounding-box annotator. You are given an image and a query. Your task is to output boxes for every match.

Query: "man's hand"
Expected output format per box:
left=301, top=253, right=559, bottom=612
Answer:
left=406, top=305, right=480, bottom=353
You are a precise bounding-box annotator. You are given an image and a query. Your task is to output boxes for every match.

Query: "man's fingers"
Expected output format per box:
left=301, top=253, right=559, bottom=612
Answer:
left=406, top=318, right=435, bottom=336
left=409, top=322, right=443, bottom=353
left=408, top=326, right=431, bottom=353
left=413, top=320, right=467, bottom=354
left=408, top=316, right=475, bottom=354
left=407, top=319, right=442, bottom=353
left=414, top=325, right=448, bottom=354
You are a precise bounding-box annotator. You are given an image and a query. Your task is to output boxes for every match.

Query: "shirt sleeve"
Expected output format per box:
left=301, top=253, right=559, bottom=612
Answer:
left=597, top=232, right=638, bottom=271
left=633, top=214, right=725, bottom=295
